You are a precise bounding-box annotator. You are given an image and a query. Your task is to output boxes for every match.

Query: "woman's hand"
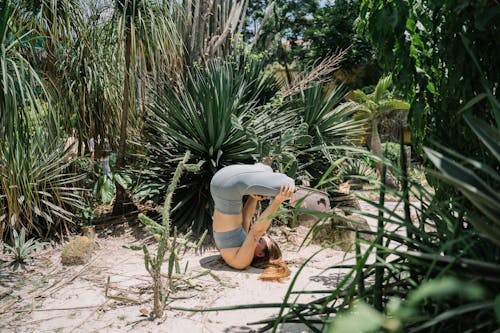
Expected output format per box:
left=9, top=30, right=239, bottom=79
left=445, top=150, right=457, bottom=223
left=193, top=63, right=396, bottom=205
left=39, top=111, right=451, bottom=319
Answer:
left=274, top=183, right=295, bottom=203
left=249, top=194, right=267, bottom=201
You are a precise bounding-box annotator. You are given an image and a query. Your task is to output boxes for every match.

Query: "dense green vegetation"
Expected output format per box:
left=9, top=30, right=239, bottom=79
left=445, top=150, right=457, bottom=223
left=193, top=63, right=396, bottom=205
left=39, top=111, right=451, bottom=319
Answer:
left=0, top=0, right=498, bottom=331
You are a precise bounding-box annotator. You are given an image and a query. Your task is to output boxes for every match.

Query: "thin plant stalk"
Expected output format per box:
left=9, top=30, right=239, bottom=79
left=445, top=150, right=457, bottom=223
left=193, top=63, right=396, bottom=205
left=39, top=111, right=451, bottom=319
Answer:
left=374, top=164, right=386, bottom=311
left=140, top=151, right=191, bottom=318
left=355, top=230, right=366, bottom=299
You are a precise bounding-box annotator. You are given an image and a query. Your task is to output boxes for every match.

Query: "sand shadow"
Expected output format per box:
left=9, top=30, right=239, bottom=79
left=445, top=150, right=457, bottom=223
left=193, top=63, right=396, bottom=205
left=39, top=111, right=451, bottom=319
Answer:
left=223, top=325, right=259, bottom=333
left=309, top=272, right=343, bottom=288
left=199, top=254, right=262, bottom=275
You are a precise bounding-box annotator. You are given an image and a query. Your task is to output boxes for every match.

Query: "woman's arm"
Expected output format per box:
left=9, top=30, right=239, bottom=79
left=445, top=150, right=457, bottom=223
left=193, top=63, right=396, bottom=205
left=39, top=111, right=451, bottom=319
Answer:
left=242, top=196, right=257, bottom=233
left=219, top=184, right=294, bottom=270
left=249, top=199, right=282, bottom=237
left=230, top=184, right=294, bottom=269
left=242, top=195, right=266, bottom=232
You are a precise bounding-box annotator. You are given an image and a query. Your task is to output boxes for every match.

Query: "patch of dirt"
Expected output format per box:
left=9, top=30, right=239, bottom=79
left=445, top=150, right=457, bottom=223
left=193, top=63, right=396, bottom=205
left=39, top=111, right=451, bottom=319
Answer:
left=0, top=218, right=357, bottom=333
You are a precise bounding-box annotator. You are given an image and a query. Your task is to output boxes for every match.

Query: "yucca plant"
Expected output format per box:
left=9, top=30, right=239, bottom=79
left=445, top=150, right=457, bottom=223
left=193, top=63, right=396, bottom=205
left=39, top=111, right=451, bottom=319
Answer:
left=140, top=58, right=286, bottom=233
left=283, top=83, right=367, bottom=187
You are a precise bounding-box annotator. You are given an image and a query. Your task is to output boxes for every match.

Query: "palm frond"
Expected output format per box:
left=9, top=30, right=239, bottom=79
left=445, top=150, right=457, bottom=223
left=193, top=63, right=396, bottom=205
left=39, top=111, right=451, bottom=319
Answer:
left=373, top=74, right=392, bottom=103
left=376, top=99, right=410, bottom=116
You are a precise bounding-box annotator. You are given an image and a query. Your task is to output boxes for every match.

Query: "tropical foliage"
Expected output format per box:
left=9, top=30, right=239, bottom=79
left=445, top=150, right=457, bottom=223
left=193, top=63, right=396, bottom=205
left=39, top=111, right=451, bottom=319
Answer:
left=352, top=75, right=409, bottom=175
left=245, top=0, right=376, bottom=76
left=1, top=1, right=498, bottom=332
left=357, top=0, right=499, bottom=198
left=0, top=0, right=85, bottom=240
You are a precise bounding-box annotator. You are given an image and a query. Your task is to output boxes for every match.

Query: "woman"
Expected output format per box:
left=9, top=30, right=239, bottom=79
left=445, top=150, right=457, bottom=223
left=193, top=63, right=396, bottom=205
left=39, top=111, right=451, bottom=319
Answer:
left=210, top=162, right=295, bottom=280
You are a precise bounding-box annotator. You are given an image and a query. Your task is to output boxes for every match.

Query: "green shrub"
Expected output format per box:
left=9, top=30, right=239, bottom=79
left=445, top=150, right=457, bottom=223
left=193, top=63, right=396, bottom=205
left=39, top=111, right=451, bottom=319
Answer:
left=339, top=158, right=376, bottom=182
left=382, top=142, right=400, bottom=167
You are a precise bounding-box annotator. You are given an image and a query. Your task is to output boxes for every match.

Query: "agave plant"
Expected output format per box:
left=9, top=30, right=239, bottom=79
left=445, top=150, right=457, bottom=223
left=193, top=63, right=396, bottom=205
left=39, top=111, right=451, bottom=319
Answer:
left=4, top=228, right=48, bottom=266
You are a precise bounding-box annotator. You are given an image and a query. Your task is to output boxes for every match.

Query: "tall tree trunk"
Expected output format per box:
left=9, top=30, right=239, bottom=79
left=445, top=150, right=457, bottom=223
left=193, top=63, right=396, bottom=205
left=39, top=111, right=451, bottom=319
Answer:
left=114, top=16, right=133, bottom=215
left=78, top=83, right=86, bottom=157
left=370, top=118, right=383, bottom=173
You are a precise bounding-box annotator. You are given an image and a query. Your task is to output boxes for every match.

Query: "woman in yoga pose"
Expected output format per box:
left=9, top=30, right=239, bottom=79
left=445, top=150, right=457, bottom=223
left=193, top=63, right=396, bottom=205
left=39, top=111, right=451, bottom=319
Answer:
left=210, top=162, right=295, bottom=280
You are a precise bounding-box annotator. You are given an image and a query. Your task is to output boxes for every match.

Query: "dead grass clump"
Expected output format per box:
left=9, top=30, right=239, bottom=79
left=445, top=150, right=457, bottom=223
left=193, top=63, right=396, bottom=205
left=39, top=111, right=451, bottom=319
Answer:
left=61, top=227, right=96, bottom=265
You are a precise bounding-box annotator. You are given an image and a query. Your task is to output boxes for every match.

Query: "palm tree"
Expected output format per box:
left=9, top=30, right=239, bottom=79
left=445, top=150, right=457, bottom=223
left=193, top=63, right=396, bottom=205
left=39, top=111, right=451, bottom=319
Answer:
left=353, top=75, right=410, bottom=187
left=169, top=0, right=248, bottom=66
left=112, top=0, right=183, bottom=214
left=0, top=0, right=84, bottom=239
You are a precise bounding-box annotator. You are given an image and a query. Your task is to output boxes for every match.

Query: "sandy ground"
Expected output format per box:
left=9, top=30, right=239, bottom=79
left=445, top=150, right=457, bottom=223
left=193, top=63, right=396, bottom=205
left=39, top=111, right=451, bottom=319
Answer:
left=0, top=202, right=406, bottom=333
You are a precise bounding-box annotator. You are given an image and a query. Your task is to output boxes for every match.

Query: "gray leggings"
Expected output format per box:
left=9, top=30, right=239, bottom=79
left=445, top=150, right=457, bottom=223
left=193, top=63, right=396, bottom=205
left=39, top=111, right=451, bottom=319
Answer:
left=210, top=163, right=294, bottom=215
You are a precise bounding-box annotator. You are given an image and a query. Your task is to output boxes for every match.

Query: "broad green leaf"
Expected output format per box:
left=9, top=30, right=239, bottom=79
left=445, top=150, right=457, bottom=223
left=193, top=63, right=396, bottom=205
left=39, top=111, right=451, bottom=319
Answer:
left=99, top=177, right=115, bottom=204
left=407, top=277, right=485, bottom=307
left=328, top=302, right=384, bottom=333
left=464, top=115, right=500, bottom=161
left=113, top=173, right=128, bottom=190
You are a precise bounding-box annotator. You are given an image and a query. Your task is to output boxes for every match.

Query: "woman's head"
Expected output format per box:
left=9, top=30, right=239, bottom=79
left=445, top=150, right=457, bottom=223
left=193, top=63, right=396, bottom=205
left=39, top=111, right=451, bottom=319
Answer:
left=252, top=235, right=290, bottom=281
left=253, top=236, right=281, bottom=263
